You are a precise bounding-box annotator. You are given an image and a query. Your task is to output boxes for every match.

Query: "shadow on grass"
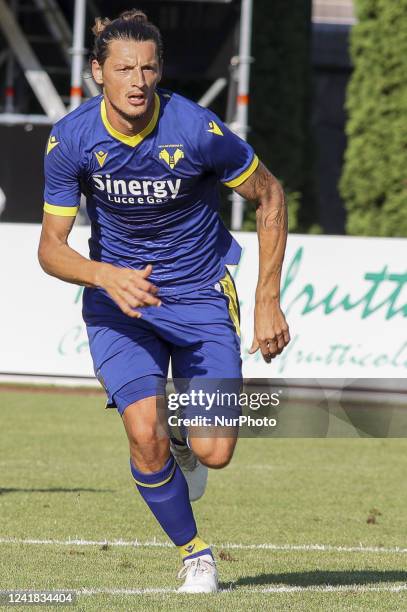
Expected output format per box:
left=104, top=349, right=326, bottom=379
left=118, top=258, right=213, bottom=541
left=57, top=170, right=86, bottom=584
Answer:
left=220, top=569, right=407, bottom=590
left=0, top=487, right=114, bottom=495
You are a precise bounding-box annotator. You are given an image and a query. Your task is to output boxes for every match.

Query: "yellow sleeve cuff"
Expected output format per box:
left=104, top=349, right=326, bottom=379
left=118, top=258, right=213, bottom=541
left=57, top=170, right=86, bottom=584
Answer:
left=223, top=154, right=259, bottom=188
left=44, top=202, right=79, bottom=217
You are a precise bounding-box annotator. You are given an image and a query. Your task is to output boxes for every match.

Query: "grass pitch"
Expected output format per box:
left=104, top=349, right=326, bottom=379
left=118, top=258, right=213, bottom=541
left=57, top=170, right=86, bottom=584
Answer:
left=1, top=389, right=407, bottom=611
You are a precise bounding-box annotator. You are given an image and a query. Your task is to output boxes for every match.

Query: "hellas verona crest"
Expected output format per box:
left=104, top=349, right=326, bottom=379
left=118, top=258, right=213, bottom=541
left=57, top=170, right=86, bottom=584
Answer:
left=158, top=144, right=184, bottom=169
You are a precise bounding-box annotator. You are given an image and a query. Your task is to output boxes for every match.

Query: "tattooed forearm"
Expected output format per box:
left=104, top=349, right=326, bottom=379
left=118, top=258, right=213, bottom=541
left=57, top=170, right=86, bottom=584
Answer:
left=235, top=162, right=286, bottom=224
left=234, top=160, right=288, bottom=297
left=249, top=165, right=272, bottom=199
left=237, top=161, right=291, bottom=360
left=260, top=205, right=286, bottom=230
left=257, top=180, right=285, bottom=226
left=235, top=162, right=274, bottom=201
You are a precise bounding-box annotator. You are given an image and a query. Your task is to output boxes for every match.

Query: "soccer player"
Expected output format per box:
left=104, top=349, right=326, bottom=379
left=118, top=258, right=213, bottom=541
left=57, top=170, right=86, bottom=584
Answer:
left=38, top=10, right=290, bottom=593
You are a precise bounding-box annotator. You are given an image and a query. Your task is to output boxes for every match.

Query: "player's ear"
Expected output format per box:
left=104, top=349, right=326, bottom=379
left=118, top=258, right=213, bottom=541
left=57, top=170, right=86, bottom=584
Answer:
left=92, top=59, right=104, bottom=86
left=156, top=56, right=163, bottom=84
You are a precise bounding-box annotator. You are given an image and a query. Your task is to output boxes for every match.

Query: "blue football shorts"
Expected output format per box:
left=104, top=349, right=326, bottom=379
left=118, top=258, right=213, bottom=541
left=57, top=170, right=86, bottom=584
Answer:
left=82, top=269, right=242, bottom=416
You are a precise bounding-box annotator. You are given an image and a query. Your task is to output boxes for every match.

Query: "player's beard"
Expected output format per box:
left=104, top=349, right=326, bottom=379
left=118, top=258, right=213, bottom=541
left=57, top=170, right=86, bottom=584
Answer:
left=108, top=97, right=150, bottom=125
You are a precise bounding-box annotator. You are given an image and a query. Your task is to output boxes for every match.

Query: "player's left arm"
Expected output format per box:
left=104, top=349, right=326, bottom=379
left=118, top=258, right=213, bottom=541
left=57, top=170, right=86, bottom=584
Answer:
left=234, top=161, right=290, bottom=362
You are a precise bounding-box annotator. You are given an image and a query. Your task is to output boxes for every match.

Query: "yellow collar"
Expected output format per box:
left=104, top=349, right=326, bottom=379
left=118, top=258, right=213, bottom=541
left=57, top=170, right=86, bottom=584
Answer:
left=100, top=93, right=160, bottom=147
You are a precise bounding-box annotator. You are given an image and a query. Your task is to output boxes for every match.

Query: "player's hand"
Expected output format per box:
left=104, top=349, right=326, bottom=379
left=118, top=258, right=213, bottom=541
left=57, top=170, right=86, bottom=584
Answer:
left=96, top=263, right=161, bottom=318
left=249, top=294, right=290, bottom=363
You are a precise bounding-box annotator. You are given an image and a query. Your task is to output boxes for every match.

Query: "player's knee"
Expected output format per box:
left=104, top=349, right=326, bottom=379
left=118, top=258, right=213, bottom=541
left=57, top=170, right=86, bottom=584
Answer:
left=191, top=439, right=236, bottom=469
left=123, top=396, right=169, bottom=472
left=130, top=441, right=169, bottom=473
left=128, top=428, right=169, bottom=472
left=128, top=422, right=160, bottom=447
left=124, top=407, right=167, bottom=450
left=204, top=452, right=232, bottom=469
left=202, top=451, right=233, bottom=469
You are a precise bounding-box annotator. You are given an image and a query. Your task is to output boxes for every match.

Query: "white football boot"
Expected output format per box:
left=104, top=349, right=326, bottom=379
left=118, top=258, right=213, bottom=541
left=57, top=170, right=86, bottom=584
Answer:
left=177, top=555, right=219, bottom=593
left=170, top=440, right=208, bottom=502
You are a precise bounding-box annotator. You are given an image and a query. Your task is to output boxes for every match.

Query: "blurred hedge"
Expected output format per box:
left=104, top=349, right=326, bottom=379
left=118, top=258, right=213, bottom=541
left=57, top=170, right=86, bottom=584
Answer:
left=340, top=0, right=407, bottom=236
left=245, top=0, right=316, bottom=232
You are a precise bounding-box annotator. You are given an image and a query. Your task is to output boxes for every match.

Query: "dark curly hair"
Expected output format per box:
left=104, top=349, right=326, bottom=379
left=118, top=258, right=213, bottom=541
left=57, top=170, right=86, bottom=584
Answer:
left=91, top=9, right=163, bottom=65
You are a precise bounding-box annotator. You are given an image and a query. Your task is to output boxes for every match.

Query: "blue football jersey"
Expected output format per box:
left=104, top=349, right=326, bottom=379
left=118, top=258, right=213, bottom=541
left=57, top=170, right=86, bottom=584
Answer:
left=44, top=89, right=258, bottom=295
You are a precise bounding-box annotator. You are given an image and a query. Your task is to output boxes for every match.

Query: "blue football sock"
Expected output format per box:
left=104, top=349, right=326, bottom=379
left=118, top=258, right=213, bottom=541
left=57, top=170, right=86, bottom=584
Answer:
left=131, top=454, right=210, bottom=558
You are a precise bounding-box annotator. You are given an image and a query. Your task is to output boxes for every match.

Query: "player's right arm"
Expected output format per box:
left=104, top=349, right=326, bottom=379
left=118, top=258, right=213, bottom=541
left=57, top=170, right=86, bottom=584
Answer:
left=38, top=130, right=160, bottom=318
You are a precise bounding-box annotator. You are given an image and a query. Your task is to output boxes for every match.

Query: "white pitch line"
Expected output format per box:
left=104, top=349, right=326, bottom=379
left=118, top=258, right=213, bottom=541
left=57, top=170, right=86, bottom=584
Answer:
left=78, top=584, right=407, bottom=595
left=1, top=537, right=407, bottom=555
left=2, top=585, right=406, bottom=597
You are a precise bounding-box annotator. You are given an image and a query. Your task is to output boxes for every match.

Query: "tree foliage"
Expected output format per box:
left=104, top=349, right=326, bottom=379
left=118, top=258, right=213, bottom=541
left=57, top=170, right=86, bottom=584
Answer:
left=340, top=0, right=407, bottom=236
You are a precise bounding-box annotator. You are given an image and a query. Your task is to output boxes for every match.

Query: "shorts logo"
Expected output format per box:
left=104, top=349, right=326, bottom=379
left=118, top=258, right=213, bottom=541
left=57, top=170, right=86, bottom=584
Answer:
left=159, top=147, right=184, bottom=169
left=46, top=135, right=60, bottom=155
left=95, top=150, right=108, bottom=168
left=185, top=544, right=195, bottom=553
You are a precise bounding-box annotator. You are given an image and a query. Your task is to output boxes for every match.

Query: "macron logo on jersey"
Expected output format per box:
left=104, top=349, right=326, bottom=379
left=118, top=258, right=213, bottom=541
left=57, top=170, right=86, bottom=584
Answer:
left=95, top=150, right=108, bottom=167
left=47, top=135, right=60, bottom=155
left=92, top=174, right=181, bottom=205
left=207, top=120, right=223, bottom=136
